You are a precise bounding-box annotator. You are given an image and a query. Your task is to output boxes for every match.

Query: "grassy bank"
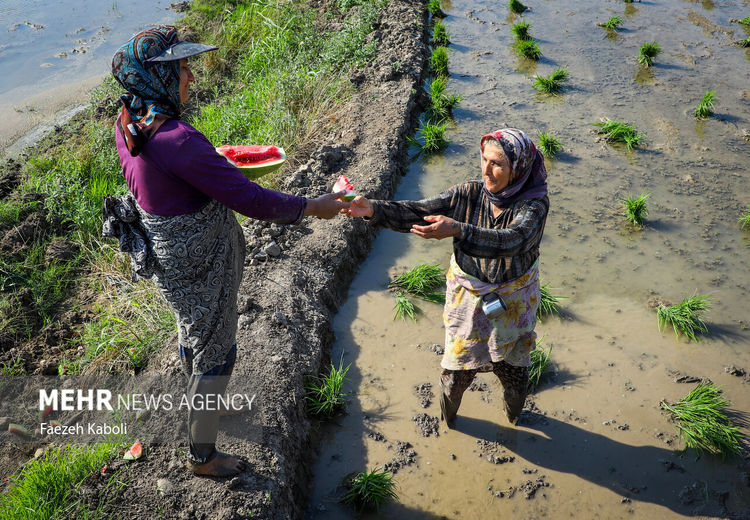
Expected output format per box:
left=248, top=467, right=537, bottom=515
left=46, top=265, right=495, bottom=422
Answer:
left=0, top=0, right=389, bottom=515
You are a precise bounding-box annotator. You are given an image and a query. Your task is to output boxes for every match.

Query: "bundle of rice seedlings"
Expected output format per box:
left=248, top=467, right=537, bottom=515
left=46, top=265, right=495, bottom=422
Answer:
left=538, top=131, right=562, bottom=158
left=342, top=468, right=398, bottom=512
left=389, top=263, right=445, bottom=296
left=393, top=292, right=418, bottom=322
left=512, top=20, right=532, bottom=41
left=433, top=20, right=450, bottom=46
left=305, top=361, right=350, bottom=417
left=528, top=341, right=552, bottom=391
left=661, top=382, right=743, bottom=458
left=509, top=0, right=528, bottom=14
left=624, top=191, right=649, bottom=226
left=431, top=46, right=449, bottom=76
left=694, top=90, right=717, bottom=118
left=735, top=37, right=750, bottom=48
left=593, top=118, right=645, bottom=150
left=656, top=294, right=711, bottom=341
left=427, top=0, right=445, bottom=17
left=427, top=76, right=461, bottom=123
left=739, top=205, right=750, bottom=230
left=412, top=122, right=448, bottom=152
left=532, top=67, right=569, bottom=94
left=515, top=39, right=542, bottom=60
left=598, top=16, right=623, bottom=30
left=537, top=283, right=564, bottom=319
left=638, top=42, right=661, bottom=67
left=738, top=16, right=750, bottom=25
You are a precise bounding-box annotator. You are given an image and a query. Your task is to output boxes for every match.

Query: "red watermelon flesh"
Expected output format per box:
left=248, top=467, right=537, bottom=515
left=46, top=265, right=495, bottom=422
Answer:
left=333, top=175, right=356, bottom=201
left=216, top=145, right=286, bottom=180
left=123, top=440, right=143, bottom=461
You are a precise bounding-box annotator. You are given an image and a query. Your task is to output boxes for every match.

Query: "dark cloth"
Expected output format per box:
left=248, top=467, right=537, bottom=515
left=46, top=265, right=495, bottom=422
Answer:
left=111, top=26, right=181, bottom=156
left=115, top=115, right=306, bottom=221
left=102, top=194, right=157, bottom=280
left=368, top=181, right=549, bottom=283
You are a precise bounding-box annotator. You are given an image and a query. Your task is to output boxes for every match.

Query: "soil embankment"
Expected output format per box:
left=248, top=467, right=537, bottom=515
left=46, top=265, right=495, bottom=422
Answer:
left=85, top=0, right=430, bottom=518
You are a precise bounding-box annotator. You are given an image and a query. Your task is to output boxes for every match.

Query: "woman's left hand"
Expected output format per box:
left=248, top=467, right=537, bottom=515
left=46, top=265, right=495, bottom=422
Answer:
left=410, top=215, right=461, bottom=240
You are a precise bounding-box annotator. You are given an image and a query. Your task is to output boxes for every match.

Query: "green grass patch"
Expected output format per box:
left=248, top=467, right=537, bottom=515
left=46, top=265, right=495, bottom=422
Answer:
left=624, top=190, right=649, bottom=226
left=433, top=20, right=450, bottom=45
left=657, top=294, right=711, bottom=341
left=661, top=382, right=743, bottom=459
left=427, top=0, right=446, bottom=17
left=593, top=118, right=645, bottom=150
left=532, top=67, right=569, bottom=94
left=537, top=131, right=562, bottom=158
left=537, top=283, right=564, bottom=319
left=514, top=39, right=542, bottom=60
left=739, top=205, right=750, bottom=230
left=638, top=41, right=661, bottom=67
left=512, top=20, right=532, bottom=41
left=342, top=467, right=398, bottom=512
left=599, top=16, right=623, bottom=31
left=0, top=442, right=126, bottom=520
left=694, top=90, right=717, bottom=118
left=426, top=76, right=461, bottom=124
left=509, top=0, right=528, bottom=15
left=528, top=341, right=552, bottom=391
left=430, top=46, right=450, bottom=76
left=306, top=361, right=350, bottom=417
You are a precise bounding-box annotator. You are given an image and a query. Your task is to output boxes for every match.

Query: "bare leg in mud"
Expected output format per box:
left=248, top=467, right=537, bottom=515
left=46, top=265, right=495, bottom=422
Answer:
left=188, top=452, right=245, bottom=477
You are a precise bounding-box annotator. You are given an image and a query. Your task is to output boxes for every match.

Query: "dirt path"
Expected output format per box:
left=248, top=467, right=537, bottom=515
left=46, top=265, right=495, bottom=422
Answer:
left=88, top=1, right=431, bottom=518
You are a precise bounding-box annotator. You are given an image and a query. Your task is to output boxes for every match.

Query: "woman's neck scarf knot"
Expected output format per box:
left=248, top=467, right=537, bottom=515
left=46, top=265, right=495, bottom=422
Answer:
left=480, top=128, right=548, bottom=208
left=111, top=26, right=181, bottom=157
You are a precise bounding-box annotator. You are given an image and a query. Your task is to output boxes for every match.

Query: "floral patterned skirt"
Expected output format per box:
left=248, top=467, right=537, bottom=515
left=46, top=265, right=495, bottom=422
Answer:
left=441, top=255, right=539, bottom=371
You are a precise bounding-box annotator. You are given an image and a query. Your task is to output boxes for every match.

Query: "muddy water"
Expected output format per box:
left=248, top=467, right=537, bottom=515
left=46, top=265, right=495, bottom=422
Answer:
left=308, top=0, right=750, bottom=518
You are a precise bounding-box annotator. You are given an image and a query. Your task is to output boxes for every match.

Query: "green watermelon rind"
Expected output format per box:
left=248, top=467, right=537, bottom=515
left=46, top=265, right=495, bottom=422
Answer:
left=216, top=146, right=287, bottom=180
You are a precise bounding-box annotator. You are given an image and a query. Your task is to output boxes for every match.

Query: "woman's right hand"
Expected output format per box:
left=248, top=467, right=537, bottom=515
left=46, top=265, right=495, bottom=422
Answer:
left=305, top=192, right=351, bottom=219
left=345, top=196, right=374, bottom=218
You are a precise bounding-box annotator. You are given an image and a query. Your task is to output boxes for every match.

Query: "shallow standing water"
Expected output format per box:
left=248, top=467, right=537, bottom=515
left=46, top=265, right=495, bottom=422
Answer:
left=308, top=0, right=750, bottom=518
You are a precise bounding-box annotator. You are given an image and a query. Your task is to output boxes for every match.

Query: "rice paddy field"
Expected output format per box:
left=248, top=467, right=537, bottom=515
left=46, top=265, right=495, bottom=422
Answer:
left=307, top=0, right=750, bottom=517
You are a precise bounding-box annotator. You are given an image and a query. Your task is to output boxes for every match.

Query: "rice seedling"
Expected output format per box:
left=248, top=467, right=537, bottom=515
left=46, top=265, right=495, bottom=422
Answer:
left=593, top=118, right=645, bottom=150
left=537, top=283, right=564, bottom=319
left=738, top=205, right=750, bottom=230
left=509, top=0, right=528, bottom=15
left=412, top=122, right=448, bottom=152
left=515, top=39, right=542, bottom=60
left=528, top=341, right=552, bottom=391
left=427, top=76, right=461, bottom=123
left=512, top=20, right=532, bottom=41
left=430, top=46, right=449, bottom=76
left=656, top=294, right=711, bottom=341
left=538, top=131, right=562, bottom=158
left=433, top=20, right=450, bottom=46
left=738, top=16, right=750, bottom=25
left=342, top=467, right=398, bottom=512
left=427, top=0, right=446, bottom=18
left=389, top=262, right=445, bottom=296
left=623, top=190, right=649, bottom=226
left=393, top=292, right=418, bottom=321
left=637, top=41, right=661, bottom=67
left=599, top=16, right=623, bottom=31
left=661, top=382, right=743, bottom=458
left=305, top=361, right=350, bottom=417
left=532, top=67, right=569, bottom=94
left=735, top=37, right=750, bottom=48
left=694, top=90, right=717, bottom=118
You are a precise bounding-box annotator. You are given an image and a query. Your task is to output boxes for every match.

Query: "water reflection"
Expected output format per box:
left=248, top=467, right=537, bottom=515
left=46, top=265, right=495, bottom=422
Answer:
left=624, top=4, right=639, bottom=17
left=634, top=66, right=655, bottom=85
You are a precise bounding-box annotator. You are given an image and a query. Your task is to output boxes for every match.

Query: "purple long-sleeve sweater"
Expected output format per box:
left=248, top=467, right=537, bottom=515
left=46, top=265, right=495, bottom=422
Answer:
left=115, top=116, right=306, bottom=223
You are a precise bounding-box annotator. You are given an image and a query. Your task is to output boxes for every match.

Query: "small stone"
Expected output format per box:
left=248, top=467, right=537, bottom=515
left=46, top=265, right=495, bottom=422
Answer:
left=254, top=251, right=268, bottom=262
left=264, top=242, right=281, bottom=257
left=227, top=476, right=245, bottom=490
left=450, top=453, right=456, bottom=460
left=157, top=478, right=174, bottom=495
left=34, top=447, right=46, bottom=459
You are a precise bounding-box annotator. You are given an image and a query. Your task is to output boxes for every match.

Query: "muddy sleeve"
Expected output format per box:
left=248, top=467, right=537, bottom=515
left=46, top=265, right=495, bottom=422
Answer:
left=455, top=199, right=548, bottom=258
left=173, top=132, right=307, bottom=224
left=367, top=187, right=460, bottom=232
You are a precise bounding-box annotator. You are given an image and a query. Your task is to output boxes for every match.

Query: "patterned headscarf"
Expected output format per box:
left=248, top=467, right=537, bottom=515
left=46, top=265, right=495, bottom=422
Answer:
left=479, top=128, right=548, bottom=208
left=111, top=26, right=181, bottom=156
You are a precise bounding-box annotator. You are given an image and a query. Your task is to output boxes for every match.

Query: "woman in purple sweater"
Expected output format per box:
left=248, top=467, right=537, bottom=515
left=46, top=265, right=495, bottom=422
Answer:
left=103, top=26, right=348, bottom=477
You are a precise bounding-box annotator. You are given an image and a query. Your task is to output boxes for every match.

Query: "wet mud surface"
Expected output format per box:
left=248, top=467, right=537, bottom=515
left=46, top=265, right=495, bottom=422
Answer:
left=307, top=0, right=750, bottom=518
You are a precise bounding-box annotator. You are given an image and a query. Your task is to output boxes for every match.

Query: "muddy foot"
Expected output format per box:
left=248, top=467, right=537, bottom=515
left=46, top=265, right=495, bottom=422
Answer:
left=188, top=452, right=245, bottom=477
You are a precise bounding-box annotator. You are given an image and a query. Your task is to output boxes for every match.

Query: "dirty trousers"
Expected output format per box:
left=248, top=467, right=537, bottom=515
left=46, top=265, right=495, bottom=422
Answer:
left=440, top=360, right=529, bottom=421
left=180, top=344, right=237, bottom=464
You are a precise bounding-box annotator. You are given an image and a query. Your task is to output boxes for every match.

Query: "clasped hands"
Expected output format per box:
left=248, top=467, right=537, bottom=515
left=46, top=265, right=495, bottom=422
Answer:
left=342, top=196, right=460, bottom=240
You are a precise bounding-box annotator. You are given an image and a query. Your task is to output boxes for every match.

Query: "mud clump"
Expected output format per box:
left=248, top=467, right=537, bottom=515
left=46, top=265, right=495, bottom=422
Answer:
left=519, top=475, right=550, bottom=499
left=383, top=441, right=417, bottom=474
left=412, top=413, right=440, bottom=437
left=414, top=382, right=434, bottom=408
left=475, top=439, right=515, bottom=465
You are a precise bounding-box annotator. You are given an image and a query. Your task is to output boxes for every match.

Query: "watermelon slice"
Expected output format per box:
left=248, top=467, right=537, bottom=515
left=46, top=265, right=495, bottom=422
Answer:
left=123, top=440, right=143, bottom=461
left=332, top=175, right=356, bottom=201
left=8, top=423, right=32, bottom=438
left=216, top=145, right=286, bottom=180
